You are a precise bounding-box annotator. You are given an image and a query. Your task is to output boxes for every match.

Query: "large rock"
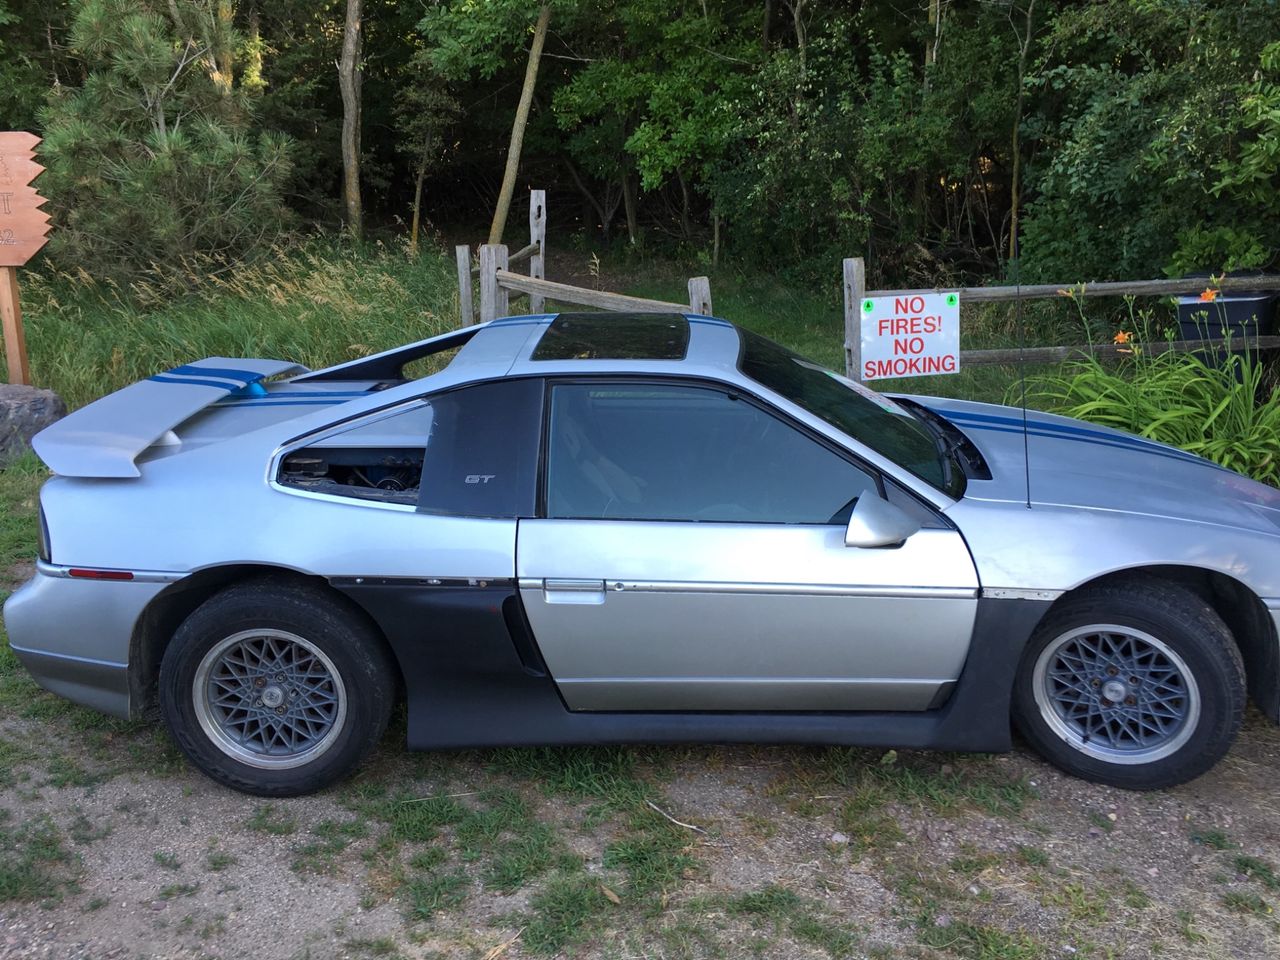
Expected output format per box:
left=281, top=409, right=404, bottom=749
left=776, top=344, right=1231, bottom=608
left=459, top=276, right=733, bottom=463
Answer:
left=0, top=384, right=66, bottom=466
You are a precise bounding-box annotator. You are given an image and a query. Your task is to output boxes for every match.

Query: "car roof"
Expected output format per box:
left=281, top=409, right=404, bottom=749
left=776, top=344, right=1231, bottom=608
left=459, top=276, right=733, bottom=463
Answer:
left=473, top=311, right=742, bottom=379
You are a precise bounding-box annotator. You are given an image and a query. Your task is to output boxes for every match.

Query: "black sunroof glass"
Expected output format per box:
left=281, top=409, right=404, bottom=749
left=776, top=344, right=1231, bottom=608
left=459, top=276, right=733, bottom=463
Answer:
left=532, top=313, right=690, bottom=361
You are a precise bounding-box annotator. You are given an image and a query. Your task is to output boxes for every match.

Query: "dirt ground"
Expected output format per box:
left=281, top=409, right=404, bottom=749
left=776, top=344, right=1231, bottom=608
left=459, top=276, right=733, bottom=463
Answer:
left=0, top=645, right=1277, bottom=960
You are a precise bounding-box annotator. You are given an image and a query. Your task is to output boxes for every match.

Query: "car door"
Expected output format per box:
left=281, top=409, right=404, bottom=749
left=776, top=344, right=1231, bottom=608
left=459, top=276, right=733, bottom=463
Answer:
left=517, top=380, right=980, bottom=712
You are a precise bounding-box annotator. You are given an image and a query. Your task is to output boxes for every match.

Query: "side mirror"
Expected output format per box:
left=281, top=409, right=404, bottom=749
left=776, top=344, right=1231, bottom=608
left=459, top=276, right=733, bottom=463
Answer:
left=845, top=494, right=921, bottom=548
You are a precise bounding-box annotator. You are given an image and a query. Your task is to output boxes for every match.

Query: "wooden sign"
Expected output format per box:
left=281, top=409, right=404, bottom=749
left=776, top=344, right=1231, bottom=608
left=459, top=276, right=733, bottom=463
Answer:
left=0, top=131, right=49, bottom=385
left=0, top=132, right=50, bottom=268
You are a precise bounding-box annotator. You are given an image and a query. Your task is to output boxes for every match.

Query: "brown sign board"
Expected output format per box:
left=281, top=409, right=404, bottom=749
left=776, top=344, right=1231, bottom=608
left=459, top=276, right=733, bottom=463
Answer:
left=0, top=132, right=50, bottom=268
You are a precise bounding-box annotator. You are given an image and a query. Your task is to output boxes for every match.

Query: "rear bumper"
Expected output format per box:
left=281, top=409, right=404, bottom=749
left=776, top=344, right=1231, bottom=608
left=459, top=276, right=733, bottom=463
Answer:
left=2, top=562, right=170, bottom=719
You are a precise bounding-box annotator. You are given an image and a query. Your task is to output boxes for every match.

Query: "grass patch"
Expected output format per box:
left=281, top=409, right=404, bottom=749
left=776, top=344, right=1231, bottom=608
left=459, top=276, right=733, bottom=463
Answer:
left=1234, top=854, right=1280, bottom=891
left=723, top=884, right=861, bottom=957
left=291, top=819, right=369, bottom=876
left=488, top=746, right=655, bottom=813
left=153, top=850, right=180, bottom=870
left=519, top=870, right=611, bottom=956
left=1190, top=826, right=1234, bottom=850
left=403, top=867, right=469, bottom=920
left=205, top=849, right=237, bottom=872
left=157, top=882, right=199, bottom=900
left=0, top=736, right=37, bottom=787
left=0, top=812, right=76, bottom=903
left=345, top=785, right=466, bottom=844
left=345, top=938, right=404, bottom=959
left=1222, top=890, right=1272, bottom=917
left=603, top=806, right=697, bottom=903
left=245, top=803, right=297, bottom=836
left=1017, top=845, right=1050, bottom=868
left=916, top=917, right=1043, bottom=960
left=21, top=242, right=461, bottom=410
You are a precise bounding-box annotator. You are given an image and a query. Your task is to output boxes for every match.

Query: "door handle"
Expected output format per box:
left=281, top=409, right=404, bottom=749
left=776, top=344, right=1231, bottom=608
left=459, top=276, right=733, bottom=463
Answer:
left=543, top=579, right=607, bottom=604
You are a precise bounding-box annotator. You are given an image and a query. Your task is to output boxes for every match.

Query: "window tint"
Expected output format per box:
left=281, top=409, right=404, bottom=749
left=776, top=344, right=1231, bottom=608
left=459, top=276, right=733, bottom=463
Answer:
left=738, top=329, right=962, bottom=496
left=279, top=378, right=541, bottom=517
left=532, top=314, right=689, bottom=361
left=546, top=382, right=877, bottom=523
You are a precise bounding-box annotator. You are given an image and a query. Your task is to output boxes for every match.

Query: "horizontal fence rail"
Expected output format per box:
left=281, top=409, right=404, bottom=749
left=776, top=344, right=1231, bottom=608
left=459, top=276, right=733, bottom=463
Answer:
left=963, top=335, right=1280, bottom=366
left=495, top=270, right=692, bottom=314
left=845, top=255, right=1280, bottom=380
left=868, top=274, right=1280, bottom=303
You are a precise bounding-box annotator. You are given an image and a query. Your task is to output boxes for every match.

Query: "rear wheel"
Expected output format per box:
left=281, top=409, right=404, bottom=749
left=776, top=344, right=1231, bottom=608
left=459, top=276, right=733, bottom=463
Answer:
left=1012, top=580, right=1244, bottom=790
left=160, top=580, right=395, bottom=796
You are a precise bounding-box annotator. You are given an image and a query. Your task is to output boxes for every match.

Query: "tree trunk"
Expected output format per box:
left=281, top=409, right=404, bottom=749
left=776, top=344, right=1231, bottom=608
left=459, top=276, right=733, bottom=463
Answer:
left=761, top=0, right=772, bottom=54
left=245, top=7, right=265, bottom=95
left=340, top=0, right=364, bottom=241
left=621, top=172, right=639, bottom=245
left=410, top=154, right=427, bottom=257
left=1008, top=0, right=1036, bottom=263
left=488, top=5, right=552, bottom=246
left=925, top=0, right=940, bottom=68
left=676, top=170, right=692, bottom=240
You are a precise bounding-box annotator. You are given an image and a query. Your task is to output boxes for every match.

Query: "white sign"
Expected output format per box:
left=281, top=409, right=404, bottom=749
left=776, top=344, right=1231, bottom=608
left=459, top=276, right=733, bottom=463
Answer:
left=859, top=292, right=960, bottom=381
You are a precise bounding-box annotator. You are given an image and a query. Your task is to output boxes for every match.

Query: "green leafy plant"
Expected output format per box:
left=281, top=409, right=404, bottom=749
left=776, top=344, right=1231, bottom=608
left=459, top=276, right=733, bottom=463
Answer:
left=1025, top=332, right=1280, bottom=486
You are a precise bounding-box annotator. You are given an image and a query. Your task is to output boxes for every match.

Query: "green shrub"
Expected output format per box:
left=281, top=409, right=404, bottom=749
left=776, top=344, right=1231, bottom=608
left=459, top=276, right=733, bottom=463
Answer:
left=1025, top=341, right=1280, bottom=486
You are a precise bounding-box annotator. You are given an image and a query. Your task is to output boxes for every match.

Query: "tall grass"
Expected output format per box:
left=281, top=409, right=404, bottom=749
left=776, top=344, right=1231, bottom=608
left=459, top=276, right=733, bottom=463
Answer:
left=12, top=241, right=461, bottom=409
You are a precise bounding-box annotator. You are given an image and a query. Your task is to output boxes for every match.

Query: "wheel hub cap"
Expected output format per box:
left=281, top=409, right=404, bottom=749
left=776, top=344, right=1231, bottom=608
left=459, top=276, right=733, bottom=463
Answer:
left=261, top=685, right=285, bottom=709
left=1032, top=625, right=1201, bottom=765
left=1101, top=679, right=1128, bottom=703
left=192, top=629, right=348, bottom=770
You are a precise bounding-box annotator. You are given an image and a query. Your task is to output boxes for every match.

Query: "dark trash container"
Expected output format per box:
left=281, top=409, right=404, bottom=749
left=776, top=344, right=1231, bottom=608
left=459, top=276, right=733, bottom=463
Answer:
left=1177, top=273, right=1279, bottom=341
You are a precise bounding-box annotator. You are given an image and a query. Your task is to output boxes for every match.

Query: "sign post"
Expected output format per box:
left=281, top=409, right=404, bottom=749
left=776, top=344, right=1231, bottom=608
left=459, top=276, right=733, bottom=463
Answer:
left=858, top=291, right=960, bottom=381
left=0, top=132, right=51, bottom=386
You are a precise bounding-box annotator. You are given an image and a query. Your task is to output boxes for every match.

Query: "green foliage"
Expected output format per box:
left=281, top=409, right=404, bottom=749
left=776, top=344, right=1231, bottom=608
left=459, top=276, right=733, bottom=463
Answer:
left=1026, top=341, right=1280, bottom=485
left=38, top=0, right=293, bottom=280
left=1021, top=0, right=1280, bottom=281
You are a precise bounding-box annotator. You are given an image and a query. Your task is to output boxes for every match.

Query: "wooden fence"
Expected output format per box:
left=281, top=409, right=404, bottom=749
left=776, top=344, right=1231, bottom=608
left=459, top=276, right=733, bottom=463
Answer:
left=457, top=190, right=714, bottom=324
left=456, top=200, right=1280, bottom=385
left=841, top=256, right=1280, bottom=382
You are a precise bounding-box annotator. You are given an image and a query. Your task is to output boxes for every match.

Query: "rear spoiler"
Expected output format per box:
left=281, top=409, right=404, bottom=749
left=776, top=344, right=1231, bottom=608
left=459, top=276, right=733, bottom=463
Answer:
left=32, top=357, right=307, bottom=478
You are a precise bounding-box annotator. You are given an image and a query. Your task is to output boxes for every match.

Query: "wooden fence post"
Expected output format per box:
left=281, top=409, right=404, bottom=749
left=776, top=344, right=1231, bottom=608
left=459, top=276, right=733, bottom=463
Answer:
left=529, top=190, right=546, bottom=313
left=455, top=245, right=473, bottom=325
left=1, top=267, right=31, bottom=386
left=843, top=257, right=866, bottom=381
left=688, top=276, right=713, bottom=316
left=479, top=244, right=509, bottom=323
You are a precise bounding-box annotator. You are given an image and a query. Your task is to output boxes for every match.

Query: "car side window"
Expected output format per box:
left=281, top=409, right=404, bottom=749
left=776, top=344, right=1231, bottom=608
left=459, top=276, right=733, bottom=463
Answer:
left=545, top=382, right=878, bottom=523
left=278, top=378, right=542, bottom=517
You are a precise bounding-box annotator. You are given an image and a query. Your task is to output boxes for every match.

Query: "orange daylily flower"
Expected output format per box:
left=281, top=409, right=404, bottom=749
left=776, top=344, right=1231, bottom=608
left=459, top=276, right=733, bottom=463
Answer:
left=1113, top=330, right=1133, bottom=345
left=1199, top=288, right=1219, bottom=302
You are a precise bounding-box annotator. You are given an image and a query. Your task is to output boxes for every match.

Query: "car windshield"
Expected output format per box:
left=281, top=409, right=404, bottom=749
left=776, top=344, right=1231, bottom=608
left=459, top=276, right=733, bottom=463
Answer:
left=738, top=329, right=962, bottom=497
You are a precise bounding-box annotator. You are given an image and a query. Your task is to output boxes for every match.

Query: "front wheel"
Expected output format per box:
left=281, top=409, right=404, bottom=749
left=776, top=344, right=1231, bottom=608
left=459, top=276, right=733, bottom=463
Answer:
left=159, top=580, right=395, bottom=796
left=1012, top=580, right=1245, bottom=790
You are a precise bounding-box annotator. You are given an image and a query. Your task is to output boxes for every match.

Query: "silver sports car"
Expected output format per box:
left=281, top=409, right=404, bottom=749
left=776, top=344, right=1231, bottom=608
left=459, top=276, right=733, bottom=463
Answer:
left=5, top=312, right=1278, bottom=796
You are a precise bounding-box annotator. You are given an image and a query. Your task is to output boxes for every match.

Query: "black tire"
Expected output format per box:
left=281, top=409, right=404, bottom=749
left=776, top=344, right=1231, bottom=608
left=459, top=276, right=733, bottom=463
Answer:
left=1012, top=579, right=1245, bottom=791
left=159, top=579, right=396, bottom=796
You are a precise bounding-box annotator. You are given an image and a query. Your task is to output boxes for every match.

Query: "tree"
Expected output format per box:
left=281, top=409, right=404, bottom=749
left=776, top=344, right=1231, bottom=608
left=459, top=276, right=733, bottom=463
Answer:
left=39, top=0, right=293, bottom=279
left=339, top=0, right=363, bottom=240
left=488, top=4, right=550, bottom=245
left=395, top=54, right=460, bottom=256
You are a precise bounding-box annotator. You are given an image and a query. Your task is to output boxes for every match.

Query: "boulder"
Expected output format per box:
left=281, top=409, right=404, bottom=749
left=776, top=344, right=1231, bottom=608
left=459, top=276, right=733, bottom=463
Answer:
left=0, top=383, right=65, bottom=466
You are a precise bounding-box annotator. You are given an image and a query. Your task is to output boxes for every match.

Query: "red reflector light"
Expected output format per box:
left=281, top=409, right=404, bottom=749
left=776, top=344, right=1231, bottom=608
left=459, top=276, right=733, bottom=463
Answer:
left=67, top=568, right=135, bottom=581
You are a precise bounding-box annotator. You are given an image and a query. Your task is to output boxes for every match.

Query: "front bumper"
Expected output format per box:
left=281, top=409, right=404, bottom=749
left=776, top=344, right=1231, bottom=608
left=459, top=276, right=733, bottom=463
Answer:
left=2, top=562, right=171, bottom=719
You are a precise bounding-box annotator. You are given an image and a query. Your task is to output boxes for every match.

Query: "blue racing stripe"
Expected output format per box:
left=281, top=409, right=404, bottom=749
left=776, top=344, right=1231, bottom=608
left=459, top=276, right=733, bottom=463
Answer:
left=957, top=421, right=1225, bottom=471
left=943, top=408, right=1168, bottom=450
left=219, top=391, right=370, bottom=401
left=149, top=375, right=246, bottom=390
left=211, top=399, right=342, bottom=408
left=163, top=364, right=265, bottom=384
